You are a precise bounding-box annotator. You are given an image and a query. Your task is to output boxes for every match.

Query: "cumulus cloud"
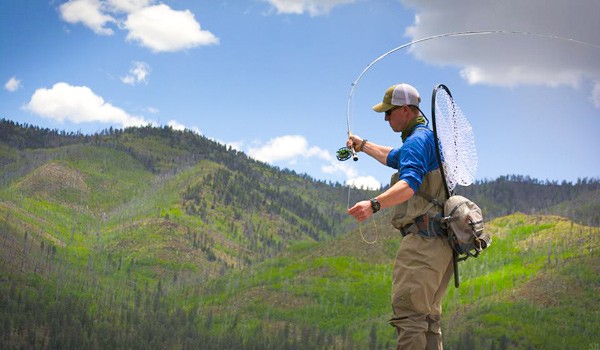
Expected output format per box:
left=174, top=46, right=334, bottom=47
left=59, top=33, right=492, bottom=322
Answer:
left=247, top=135, right=381, bottom=189
left=402, top=0, right=600, bottom=104
left=226, top=140, right=244, bottom=152
left=59, top=0, right=115, bottom=35
left=167, top=120, right=186, bottom=131
left=265, top=0, right=355, bottom=16
left=4, top=77, right=22, bottom=92
left=124, top=4, right=218, bottom=52
left=24, top=82, right=149, bottom=127
left=212, top=138, right=244, bottom=152
left=322, top=159, right=356, bottom=178
left=165, top=120, right=202, bottom=135
left=106, top=0, right=150, bottom=13
left=592, top=82, right=600, bottom=109
left=121, top=61, right=150, bottom=85
left=248, top=135, right=327, bottom=163
left=346, top=176, right=381, bottom=191
left=59, top=0, right=218, bottom=52
left=322, top=160, right=380, bottom=189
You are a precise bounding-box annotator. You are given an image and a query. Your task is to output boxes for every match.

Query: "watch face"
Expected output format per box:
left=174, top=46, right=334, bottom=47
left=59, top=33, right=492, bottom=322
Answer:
left=371, top=199, right=380, bottom=212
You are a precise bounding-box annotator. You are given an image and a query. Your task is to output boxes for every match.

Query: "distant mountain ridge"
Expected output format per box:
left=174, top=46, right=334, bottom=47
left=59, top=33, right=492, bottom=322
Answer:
left=1, top=119, right=375, bottom=274
left=0, top=118, right=598, bottom=349
left=458, top=174, right=600, bottom=225
left=3, top=118, right=598, bottom=222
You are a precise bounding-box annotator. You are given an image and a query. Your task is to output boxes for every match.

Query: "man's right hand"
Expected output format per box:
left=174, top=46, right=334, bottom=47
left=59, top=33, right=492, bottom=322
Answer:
left=347, top=135, right=364, bottom=153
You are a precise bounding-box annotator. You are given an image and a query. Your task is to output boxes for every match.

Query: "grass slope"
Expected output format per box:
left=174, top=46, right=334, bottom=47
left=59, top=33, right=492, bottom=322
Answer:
left=0, top=122, right=598, bottom=349
left=194, top=212, right=599, bottom=349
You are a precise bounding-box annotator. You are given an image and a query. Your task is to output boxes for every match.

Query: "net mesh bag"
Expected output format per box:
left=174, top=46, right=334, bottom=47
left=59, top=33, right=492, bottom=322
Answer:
left=434, top=89, right=478, bottom=192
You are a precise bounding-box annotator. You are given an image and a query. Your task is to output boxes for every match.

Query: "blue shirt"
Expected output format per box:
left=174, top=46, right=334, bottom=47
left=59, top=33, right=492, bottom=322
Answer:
left=386, top=125, right=439, bottom=193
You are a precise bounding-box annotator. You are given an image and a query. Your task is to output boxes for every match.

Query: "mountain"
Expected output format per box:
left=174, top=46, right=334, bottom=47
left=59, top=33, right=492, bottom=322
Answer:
left=0, top=119, right=598, bottom=349
left=0, top=119, right=377, bottom=276
left=192, top=212, right=599, bottom=349
left=458, top=175, right=600, bottom=226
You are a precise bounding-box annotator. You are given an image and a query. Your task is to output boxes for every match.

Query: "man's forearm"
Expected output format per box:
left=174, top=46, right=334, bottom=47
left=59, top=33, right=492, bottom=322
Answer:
left=376, top=180, right=415, bottom=209
left=361, top=141, right=392, bottom=165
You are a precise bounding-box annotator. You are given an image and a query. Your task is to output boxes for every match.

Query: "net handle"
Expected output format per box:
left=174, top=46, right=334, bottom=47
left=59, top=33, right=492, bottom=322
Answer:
left=431, top=84, right=452, bottom=199
left=431, top=83, right=460, bottom=289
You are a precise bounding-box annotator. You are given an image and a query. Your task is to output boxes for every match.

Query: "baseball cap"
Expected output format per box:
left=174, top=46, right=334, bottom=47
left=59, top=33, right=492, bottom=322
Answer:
left=372, top=83, right=421, bottom=113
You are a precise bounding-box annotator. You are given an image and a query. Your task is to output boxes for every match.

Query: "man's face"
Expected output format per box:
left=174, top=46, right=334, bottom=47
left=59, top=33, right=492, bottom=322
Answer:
left=384, top=105, right=408, bottom=133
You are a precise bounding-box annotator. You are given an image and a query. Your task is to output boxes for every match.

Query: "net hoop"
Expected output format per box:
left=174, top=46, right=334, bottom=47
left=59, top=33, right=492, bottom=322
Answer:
left=431, top=84, right=478, bottom=195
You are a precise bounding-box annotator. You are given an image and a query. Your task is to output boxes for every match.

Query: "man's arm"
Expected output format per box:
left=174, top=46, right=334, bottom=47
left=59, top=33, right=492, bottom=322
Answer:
left=347, top=180, right=415, bottom=222
left=347, top=135, right=391, bottom=165
left=377, top=179, right=415, bottom=209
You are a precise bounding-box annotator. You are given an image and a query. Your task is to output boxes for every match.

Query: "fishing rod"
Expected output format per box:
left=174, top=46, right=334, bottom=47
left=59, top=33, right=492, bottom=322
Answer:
left=339, top=30, right=599, bottom=247
left=338, top=29, right=600, bottom=162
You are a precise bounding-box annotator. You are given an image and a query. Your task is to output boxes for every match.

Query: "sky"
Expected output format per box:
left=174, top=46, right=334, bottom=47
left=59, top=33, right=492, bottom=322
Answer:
left=1, top=0, right=599, bottom=190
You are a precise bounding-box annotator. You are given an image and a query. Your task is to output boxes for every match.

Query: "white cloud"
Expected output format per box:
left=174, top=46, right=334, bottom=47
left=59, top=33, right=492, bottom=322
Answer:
left=60, top=0, right=115, bottom=35
left=247, top=135, right=379, bottom=188
left=592, top=82, right=600, bottom=109
left=248, top=135, right=311, bottom=163
left=402, top=0, right=600, bottom=99
left=167, top=120, right=186, bottom=131
left=226, top=140, right=244, bottom=152
left=166, top=120, right=202, bottom=135
left=121, top=61, right=150, bottom=85
left=346, top=176, right=381, bottom=191
left=106, top=0, right=150, bottom=13
left=213, top=138, right=244, bottom=151
left=58, top=1, right=218, bottom=53
left=322, top=159, right=357, bottom=178
left=4, top=77, right=22, bottom=92
left=265, top=0, right=355, bottom=16
left=124, top=4, right=219, bottom=53
left=322, top=159, right=382, bottom=189
left=24, top=82, right=149, bottom=127
left=248, top=135, right=332, bottom=164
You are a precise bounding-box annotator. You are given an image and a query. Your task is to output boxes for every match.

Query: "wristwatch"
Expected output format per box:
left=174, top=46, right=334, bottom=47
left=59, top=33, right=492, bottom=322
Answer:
left=369, top=198, right=381, bottom=213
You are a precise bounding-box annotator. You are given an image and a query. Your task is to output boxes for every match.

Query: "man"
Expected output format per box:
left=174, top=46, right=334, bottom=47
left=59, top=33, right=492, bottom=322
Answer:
left=347, top=83, right=454, bottom=350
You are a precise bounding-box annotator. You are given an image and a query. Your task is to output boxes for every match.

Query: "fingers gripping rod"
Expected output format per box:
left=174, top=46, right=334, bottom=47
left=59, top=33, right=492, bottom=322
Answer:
left=346, top=104, right=358, bottom=161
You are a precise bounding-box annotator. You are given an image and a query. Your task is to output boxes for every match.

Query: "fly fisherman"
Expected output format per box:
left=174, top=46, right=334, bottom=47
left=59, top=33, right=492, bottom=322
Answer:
left=347, top=83, right=453, bottom=350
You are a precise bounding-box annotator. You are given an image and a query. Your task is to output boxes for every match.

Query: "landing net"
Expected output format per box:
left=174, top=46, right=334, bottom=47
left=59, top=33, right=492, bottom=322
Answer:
left=433, top=85, right=477, bottom=192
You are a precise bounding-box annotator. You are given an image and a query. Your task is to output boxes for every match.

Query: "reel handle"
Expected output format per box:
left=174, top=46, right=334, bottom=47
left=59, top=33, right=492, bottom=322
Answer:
left=348, top=132, right=359, bottom=161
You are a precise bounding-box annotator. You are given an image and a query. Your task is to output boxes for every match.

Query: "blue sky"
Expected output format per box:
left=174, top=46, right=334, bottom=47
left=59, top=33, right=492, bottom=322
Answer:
left=1, top=0, right=599, bottom=190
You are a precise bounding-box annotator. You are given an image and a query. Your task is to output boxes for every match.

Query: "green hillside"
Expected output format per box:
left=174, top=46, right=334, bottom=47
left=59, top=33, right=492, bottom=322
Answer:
left=0, top=120, right=598, bottom=349
left=189, top=212, right=599, bottom=349
left=0, top=120, right=373, bottom=276
left=459, top=175, right=600, bottom=225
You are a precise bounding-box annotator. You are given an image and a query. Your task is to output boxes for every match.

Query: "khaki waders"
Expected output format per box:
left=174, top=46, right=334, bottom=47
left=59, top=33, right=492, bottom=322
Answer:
left=389, top=170, right=453, bottom=350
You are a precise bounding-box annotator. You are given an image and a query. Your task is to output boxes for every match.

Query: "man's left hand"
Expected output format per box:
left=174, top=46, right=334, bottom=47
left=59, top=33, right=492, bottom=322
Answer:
left=347, top=200, right=373, bottom=222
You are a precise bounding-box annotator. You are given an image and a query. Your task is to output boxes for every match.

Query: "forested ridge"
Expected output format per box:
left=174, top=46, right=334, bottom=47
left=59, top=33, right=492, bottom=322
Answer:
left=3, top=118, right=598, bottom=224
left=0, top=119, right=598, bottom=349
left=459, top=175, right=600, bottom=225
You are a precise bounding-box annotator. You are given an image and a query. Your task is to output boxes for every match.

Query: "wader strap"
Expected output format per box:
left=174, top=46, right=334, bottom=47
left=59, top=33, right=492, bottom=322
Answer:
left=416, top=188, right=444, bottom=208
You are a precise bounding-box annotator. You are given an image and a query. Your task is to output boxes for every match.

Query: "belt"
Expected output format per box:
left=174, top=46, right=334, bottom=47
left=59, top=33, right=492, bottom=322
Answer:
left=400, top=213, right=447, bottom=238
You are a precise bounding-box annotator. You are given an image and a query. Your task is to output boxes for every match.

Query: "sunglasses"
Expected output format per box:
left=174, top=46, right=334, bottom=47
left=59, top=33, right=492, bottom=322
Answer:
left=385, top=105, right=403, bottom=117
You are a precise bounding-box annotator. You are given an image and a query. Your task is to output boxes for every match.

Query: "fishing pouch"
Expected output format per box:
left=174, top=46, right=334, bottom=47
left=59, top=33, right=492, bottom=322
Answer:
left=441, top=195, right=491, bottom=261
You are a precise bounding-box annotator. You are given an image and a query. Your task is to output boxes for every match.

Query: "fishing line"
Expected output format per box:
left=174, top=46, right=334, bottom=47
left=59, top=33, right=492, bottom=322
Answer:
left=345, top=181, right=378, bottom=244
left=359, top=217, right=378, bottom=245
left=345, top=29, right=600, bottom=134
left=343, top=29, right=600, bottom=244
